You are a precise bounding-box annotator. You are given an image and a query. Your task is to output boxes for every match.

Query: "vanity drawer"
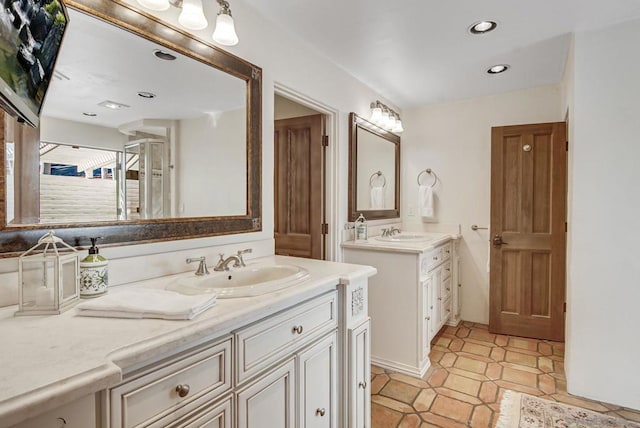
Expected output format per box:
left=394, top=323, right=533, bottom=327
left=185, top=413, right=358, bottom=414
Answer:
left=235, top=291, right=337, bottom=384
left=442, top=296, right=452, bottom=323
left=441, top=276, right=452, bottom=300
left=442, top=261, right=452, bottom=281
left=441, top=242, right=452, bottom=261
left=426, top=247, right=443, bottom=270
left=110, top=337, right=232, bottom=428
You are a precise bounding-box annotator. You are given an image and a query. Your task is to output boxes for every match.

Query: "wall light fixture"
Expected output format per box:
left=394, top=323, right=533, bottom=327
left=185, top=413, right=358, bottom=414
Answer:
left=370, top=101, right=403, bottom=133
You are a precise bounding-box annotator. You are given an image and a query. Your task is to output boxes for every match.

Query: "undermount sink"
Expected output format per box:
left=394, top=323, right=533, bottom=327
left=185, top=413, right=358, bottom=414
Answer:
left=167, top=264, right=310, bottom=298
left=375, top=233, right=438, bottom=243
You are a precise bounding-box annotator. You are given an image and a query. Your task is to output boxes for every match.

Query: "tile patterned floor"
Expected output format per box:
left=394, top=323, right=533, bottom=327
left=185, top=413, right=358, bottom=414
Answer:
left=371, top=321, right=640, bottom=428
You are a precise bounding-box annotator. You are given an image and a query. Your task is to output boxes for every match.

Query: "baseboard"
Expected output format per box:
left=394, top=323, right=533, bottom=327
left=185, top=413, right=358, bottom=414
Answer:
left=371, top=356, right=431, bottom=378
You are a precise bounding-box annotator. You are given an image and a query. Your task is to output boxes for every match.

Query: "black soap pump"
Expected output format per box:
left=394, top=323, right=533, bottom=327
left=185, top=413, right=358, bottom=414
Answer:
left=79, top=237, right=109, bottom=298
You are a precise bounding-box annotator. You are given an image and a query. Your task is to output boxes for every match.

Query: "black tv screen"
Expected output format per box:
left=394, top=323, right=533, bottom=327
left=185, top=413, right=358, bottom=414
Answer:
left=0, top=0, right=68, bottom=127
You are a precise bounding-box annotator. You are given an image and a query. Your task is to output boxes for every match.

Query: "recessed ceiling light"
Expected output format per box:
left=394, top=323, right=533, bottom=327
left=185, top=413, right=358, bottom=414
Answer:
left=137, top=91, right=156, bottom=99
left=82, top=112, right=97, bottom=117
left=153, top=49, right=176, bottom=61
left=98, top=100, right=130, bottom=110
left=487, top=64, right=510, bottom=74
left=469, top=20, right=497, bottom=35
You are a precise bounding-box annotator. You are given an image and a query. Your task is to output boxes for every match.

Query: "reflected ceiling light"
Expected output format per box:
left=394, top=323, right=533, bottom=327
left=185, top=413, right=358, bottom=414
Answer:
left=487, top=64, right=510, bottom=74
left=178, top=0, right=208, bottom=30
left=469, top=20, right=497, bottom=35
left=82, top=112, right=97, bottom=117
left=213, top=0, right=239, bottom=46
left=98, top=100, right=130, bottom=110
left=369, top=100, right=403, bottom=134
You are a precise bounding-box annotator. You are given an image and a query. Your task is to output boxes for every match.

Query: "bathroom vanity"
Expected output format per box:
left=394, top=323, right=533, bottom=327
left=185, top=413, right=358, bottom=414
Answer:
left=343, top=232, right=460, bottom=378
left=0, top=256, right=375, bottom=428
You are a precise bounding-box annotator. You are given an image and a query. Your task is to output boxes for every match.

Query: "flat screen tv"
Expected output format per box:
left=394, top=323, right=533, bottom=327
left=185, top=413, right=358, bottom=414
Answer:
left=0, top=0, right=68, bottom=127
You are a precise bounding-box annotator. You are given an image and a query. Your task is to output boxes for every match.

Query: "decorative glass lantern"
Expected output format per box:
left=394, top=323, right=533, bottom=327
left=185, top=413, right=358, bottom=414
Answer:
left=16, top=231, right=80, bottom=316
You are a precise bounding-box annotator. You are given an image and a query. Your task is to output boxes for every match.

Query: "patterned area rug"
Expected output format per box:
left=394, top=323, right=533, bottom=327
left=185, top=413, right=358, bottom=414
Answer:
left=497, top=391, right=640, bottom=428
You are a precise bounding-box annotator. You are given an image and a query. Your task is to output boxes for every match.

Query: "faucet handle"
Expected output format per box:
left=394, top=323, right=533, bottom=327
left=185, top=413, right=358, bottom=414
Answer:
left=186, top=256, right=209, bottom=276
left=236, top=248, right=252, bottom=267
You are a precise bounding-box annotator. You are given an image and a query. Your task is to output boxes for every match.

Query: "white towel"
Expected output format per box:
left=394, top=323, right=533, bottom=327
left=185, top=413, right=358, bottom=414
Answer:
left=419, top=185, right=435, bottom=219
left=76, top=288, right=217, bottom=320
left=370, top=187, right=384, bottom=209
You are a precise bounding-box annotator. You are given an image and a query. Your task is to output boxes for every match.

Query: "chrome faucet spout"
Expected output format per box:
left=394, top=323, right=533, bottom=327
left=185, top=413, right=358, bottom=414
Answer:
left=214, top=254, right=243, bottom=271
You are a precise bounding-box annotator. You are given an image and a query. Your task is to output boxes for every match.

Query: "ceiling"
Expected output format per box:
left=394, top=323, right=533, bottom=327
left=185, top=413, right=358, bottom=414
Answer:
left=42, top=9, right=245, bottom=129
left=242, top=0, right=640, bottom=108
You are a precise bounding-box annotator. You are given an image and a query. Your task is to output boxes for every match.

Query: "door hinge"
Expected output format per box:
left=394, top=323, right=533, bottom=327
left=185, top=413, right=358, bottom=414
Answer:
left=322, top=223, right=329, bottom=235
left=564, top=302, right=567, bottom=313
left=565, top=222, right=567, bottom=232
left=322, top=135, right=329, bottom=147
left=566, top=141, right=568, bottom=151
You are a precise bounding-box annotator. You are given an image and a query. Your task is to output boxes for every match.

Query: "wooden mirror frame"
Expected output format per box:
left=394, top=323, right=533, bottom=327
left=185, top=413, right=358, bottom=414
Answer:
left=348, top=112, right=400, bottom=222
left=0, top=0, right=262, bottom=257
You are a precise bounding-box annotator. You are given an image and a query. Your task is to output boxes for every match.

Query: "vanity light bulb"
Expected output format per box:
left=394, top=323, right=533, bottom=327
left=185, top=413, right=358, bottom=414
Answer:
left=393, top=119, right=404, bottom=133
left=178, top=0, right=208, bottom=30
left=387, top=115, right=396, bottom=130
left=381, top=110, right=389, bottom=126
left=136, top=0, right=170, bottom=11
left=213, top=13, right=239, bottom=46
left=370, top=106, right=382, bottom=123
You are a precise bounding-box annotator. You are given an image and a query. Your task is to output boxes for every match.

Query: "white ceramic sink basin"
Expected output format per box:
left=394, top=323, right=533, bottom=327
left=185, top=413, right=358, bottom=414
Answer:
left=167, top=264, right=310, bottom=298
left=375, top=233, right=438, bottom=243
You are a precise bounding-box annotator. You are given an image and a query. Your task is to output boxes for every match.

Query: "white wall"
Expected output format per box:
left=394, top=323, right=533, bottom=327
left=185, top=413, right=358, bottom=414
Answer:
left=177, top=109, right=246, bottom=217
left=402, top=85, right=563, bottom=324
left=564, top=18, right=640, bottom=409
left=0, top=0, right=397, bottom=306
left=40, top=117, right=127, bottom=151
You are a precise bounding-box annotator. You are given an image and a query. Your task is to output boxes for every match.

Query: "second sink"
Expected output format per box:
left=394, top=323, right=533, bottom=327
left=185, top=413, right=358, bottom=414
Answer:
left=168, top=264, right=310, bottom=298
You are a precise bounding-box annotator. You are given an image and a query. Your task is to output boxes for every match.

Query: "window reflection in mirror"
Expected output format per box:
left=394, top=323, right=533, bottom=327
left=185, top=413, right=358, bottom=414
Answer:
left=4, top=8, right=247, bottom=226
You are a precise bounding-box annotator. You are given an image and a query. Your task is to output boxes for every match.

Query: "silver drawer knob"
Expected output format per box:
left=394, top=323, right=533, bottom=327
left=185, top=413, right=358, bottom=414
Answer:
left=316, top=408, right=326, bottom=417
left=358, top=381, right=367, bottom=389
left=175, top=384, right=190, bottom=398
left=426, top=316, right=431, bottom=321
left=438, top=297, right=442, bottom=301
left=292, top=325, right=304, bottom=334
left=433, top=256, right=438, bottom=261
left=447, top=287, right=450, bottom=291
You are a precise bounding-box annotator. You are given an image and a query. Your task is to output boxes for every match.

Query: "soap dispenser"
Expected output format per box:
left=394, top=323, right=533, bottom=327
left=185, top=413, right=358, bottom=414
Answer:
left=80, top=237, right=108, bottom=298
left=355, top=213, right=368, bottom=243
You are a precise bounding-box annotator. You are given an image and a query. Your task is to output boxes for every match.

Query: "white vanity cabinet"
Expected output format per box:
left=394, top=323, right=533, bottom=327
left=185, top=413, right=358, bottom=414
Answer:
left=10, top=394, right=97, bottom=428
left=343, top=236, right=459, bottom=378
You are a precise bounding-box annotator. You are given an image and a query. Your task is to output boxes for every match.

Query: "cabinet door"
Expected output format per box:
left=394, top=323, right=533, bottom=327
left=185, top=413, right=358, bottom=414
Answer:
left=298, top=332, right=337, bottom=428
left=348, top=319, right=371, bottom=428
left=431, top=267, right=443, bottom=333
left=11, top=394, right=96, bottom=428
left=421, top=278, right=431, bottom=360
left=236, top=358, right=296, bottom=428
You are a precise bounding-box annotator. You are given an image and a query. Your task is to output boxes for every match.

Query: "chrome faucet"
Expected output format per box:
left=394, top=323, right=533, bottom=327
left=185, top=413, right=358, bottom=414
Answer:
left=214, top=248, right=252, bottom=271
left=186, top=256, right=210, bottom=276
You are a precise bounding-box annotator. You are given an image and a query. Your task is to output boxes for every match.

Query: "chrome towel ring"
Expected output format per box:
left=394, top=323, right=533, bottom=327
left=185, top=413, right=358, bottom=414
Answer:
left=369, top=171, right=387, bottom=188
left=417, top=168, right=437, bottom=187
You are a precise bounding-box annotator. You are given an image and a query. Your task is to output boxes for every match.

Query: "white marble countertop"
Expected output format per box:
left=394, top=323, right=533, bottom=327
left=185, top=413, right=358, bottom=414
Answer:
left=0, top=255, right=376, bottom=427
left=341, top=232, right=459, bottom=254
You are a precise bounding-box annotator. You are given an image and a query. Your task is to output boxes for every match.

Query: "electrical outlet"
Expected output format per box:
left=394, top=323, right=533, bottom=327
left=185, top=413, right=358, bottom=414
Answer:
left=408, top=204, right=415, bottom=216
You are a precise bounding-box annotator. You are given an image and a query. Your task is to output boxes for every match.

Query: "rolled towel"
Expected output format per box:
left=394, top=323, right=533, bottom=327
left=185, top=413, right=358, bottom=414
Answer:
left=419, top=185, right=435, bottom=219
left=370, top=187, right=384, bottom=209
left=76, top=288, right=217, bottom=320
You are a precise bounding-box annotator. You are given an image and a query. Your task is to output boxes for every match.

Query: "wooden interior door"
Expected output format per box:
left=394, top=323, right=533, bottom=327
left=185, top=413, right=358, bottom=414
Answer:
left=274, top=114, right=324, bottom=259
left=489, top=122, right=567, bottom=341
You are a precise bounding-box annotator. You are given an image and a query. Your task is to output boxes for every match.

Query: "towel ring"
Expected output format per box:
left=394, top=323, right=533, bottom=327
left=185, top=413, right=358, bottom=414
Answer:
left=417, top=168, right=437, bottom=187
left=369, top=171, right=386, bottom=188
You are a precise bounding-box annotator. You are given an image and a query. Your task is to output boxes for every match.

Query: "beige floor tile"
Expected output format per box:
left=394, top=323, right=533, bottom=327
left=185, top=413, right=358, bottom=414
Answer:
left=434, top=386, right=483, bottom=405
left=469, top=329, right=497, bottom=344
left=426, top=368, right=449, bottom=387
left=538, top=373, right=557, bottom=395
left=413, top=388, right=437, bottom=411
left=453, top=355, right=487, bottom=374
left=552, top=393, right=611, bottom=412
left=371, top=374, right=390, bottom=395
left=618, top=410, right=640, bottom=422
left=372, top=402, right=403, bottom=428
left=389, top=373, right=430, bottom=389
left=399, top=414, right=422, bottom=428
left=479, top=381, right=498, bottom=403
left=443, top=373, right=481, bottom=396
left=485, top=362, right=503, bottom=380
left=380, top=380, right=421, bottom=404
left=470, top=404, right=494, bottom=428
left=461, top=342, right=492, bottom=357
left=501, top=367, right=539, bottom=388
left=440, top=352, right=457, bottom=368
left=372, top=394, right=415, bottom=413
left=430, top=395, right=473, bottom=423
left=420, top=412, right=468, bottom=428
left=505, top=350, right=538, bottom=367
left=446, top=367, right=489, bottom=382
left=371, top=365, right=385, bottom=375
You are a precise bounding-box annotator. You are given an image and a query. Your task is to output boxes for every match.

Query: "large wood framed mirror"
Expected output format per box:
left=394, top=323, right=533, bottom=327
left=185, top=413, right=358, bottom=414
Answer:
left=0, top=0, right=262, bottom=256
left=348, top=112, right=400, bottom=222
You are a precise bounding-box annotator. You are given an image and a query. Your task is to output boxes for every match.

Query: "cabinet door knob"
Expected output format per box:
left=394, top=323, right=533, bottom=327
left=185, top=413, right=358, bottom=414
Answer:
left=292, top=325, right=304, bottom=334
left=433, top=256, right=438, bottom=261
left=56, top=417, right=67, bottom=427
left=175, top=384, right=190, bottom=398
left=447, top=287, right=450, bottom=291
left=358, top=381, right=367, bottom=389
left=438, top=297, right=442, bottom=301
left=426, top=316, right=431, bottom=321
left=316, top=408, right=326, bottom=417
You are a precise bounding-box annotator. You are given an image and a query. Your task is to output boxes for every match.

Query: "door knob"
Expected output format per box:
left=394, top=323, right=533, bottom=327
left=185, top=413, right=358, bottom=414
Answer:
left=493, top=235, right=508, bottom=247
